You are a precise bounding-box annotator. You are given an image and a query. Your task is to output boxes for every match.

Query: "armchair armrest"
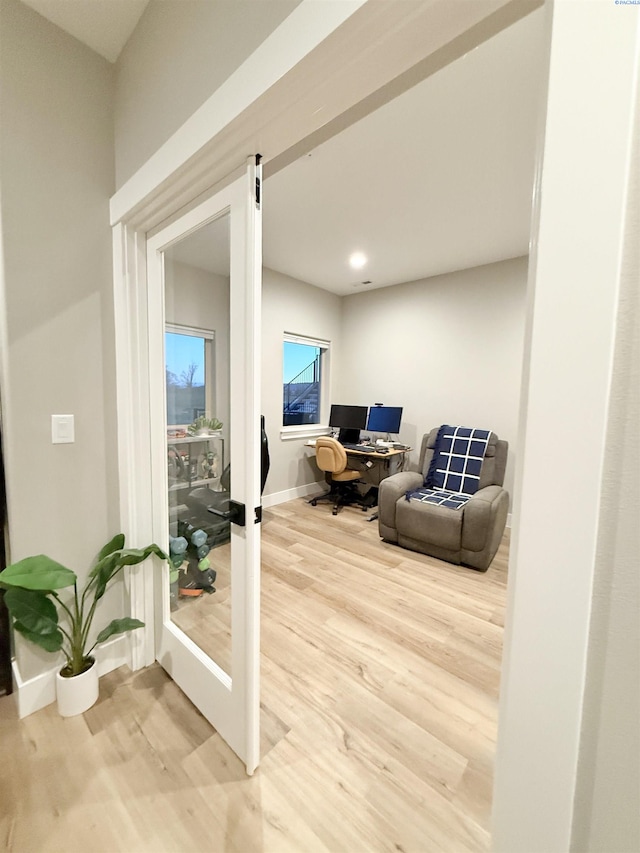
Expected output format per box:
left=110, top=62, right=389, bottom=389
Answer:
left=461, top=485, right=509, bottom=552
left=378, top=471, right=423, bottom=540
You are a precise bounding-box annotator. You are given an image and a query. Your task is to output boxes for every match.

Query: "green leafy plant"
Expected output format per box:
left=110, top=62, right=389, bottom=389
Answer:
left=187, top=415, right=223, bottom=435
left=0, top=534, right=168, bottom=677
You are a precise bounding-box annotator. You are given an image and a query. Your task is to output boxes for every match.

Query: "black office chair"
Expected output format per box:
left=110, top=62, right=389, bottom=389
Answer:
left=310, top=436, right=368, bottom=515
left=260, top=414, right=270, bottom=494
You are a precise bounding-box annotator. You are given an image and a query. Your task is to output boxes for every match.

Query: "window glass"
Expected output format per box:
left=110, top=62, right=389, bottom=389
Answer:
left=166, top=332, right=206, bottom=426
left=283, top=340, right=322, bottom=426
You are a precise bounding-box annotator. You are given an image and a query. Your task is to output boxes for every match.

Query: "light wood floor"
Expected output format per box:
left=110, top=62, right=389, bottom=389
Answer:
left=0, top=498, right=509, bottom=853
left=172, top=537, right=232, bottom=676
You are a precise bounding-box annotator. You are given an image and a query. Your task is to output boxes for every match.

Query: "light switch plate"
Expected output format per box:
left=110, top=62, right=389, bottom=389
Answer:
left=52, top=414, right=74, bottom=444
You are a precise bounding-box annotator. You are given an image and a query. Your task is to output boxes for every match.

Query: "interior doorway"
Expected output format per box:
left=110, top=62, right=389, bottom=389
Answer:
left=109, top=0, right=576, bottom=840
left=252, top=4, right=548, bottom=837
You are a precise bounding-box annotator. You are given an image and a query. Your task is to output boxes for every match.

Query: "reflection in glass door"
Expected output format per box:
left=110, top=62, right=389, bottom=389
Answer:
left=164, top=214, right=233, bottom=677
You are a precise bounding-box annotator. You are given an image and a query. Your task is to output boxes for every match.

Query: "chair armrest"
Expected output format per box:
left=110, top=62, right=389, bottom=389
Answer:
left=461, top=485, right=509, bottom=552
left=378, top=471, right=423, bottom=535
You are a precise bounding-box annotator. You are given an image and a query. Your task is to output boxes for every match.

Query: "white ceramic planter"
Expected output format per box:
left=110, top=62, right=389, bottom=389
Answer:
left=56, top=658, right=99, bottom=717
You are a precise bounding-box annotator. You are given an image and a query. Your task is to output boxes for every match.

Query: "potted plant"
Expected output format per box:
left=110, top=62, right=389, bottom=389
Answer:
left=0, top=533, right=168, bottom=716
left=187, top=415, right=223, bottom=436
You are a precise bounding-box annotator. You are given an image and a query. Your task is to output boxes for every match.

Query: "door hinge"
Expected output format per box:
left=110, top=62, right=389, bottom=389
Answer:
left=254, top=506, right=262, bottom=524
left=255, top=153, right=262, bottom=208
left=256, top=154, right=262, bottom=208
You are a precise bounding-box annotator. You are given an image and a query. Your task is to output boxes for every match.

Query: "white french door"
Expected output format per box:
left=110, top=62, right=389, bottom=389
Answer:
left=145, top=161, right=262, bottom=774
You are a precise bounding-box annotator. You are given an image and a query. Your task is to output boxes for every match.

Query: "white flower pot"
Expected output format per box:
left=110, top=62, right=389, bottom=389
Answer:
left=56, top=658, right=99, bottom=717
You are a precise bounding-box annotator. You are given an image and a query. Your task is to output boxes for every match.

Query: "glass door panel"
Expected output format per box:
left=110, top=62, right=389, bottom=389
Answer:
left=164, top=213, right=232, bottom=677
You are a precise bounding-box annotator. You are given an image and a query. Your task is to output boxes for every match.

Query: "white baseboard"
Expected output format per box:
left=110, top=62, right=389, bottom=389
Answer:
left=11, top=634, right=131, bottom=719
left=262, top=481, right=324, bottom=508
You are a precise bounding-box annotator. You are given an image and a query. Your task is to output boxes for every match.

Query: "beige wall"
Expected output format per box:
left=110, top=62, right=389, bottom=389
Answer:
left=114, top=0, right=300, bottom=188
left=163, top=262, right=344, bottom=501
left=338, top=257, right=528, bottom=500
left=261, top=268, right=342, bottom=500
left=164, top=259, right=231, bottom=448
left=260, top=258, right=527, bottom=504
left=0, top=0, right=117, bottom=678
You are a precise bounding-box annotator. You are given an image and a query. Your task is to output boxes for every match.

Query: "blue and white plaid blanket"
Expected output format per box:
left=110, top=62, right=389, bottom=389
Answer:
left=405, top=425, right=491, bottom=510
left=405, top=487, right=471, bottom=511
left=426, top=424, right=491, bottom=495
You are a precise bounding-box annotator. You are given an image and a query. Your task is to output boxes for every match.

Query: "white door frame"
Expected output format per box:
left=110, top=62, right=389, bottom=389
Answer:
left=110, top=1, right=638, bottom=848
left=112, top=221, right=156, bottom=669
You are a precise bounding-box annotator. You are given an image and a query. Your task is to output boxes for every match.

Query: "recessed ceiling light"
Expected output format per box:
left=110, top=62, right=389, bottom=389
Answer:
left=349, top=252, right=367, bottom=270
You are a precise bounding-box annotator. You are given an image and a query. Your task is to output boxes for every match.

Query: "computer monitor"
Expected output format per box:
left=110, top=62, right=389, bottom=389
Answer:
left=366, top=405, right=403, bottom=436
left=329, top=404, right=368, bottom=444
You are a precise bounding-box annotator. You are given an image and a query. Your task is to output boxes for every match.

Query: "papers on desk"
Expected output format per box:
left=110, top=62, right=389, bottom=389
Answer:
left=304, top=438, right=410, bottom=455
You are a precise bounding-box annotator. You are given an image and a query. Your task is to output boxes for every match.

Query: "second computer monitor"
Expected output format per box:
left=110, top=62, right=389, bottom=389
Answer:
left=329, top=404, right=368, bottom=444
left=367, top=405, right=403, bottom=435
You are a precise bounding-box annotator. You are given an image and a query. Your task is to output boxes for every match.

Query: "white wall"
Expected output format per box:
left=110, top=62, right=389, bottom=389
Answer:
left=492, top=4, right=640, bottom=850
left=114, top=0, right=300, bottom=188
left=0, top=0, right=118, bottom=680
left=339, top=257, right=528, bottom=499
left=571, top=70, right=640, bottom=853
left=261, top=268, right=342, bottom=501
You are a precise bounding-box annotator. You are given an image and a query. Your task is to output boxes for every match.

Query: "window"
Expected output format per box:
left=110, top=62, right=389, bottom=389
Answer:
left=165, top=325, right=214, bottom=426
left=282, top=333, right=329, bottom=432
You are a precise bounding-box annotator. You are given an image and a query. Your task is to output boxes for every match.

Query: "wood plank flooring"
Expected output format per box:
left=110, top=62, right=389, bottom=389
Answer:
left=0, top=498, right=509, bottom=852
left=172, top=538, right=232, bottom=675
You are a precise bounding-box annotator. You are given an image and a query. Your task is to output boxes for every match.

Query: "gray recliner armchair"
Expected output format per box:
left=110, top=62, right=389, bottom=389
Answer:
left=378, top=427, right=509, bottom=571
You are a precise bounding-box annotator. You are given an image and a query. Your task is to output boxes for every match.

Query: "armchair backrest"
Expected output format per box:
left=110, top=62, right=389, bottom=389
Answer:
left=418, top=427, right=508, bottom=488
left=315, top=436, right=349, bottom=475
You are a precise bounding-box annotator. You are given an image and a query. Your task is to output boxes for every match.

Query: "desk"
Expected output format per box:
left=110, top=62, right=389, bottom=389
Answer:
left=305, top=441, right=410, bottom=520
left=343, top=446, right=407, bottom=486
left=305, top=441, right=409, bottom=488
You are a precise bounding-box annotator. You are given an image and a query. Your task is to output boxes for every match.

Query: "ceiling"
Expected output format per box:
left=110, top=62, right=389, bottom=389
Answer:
left=263, top=7, right=546, bottom=295
left=21, top=0, right=546, bottom=296
left=172, top=7, right=546, bottom=296
left=20, top=0, right=149, bottom=62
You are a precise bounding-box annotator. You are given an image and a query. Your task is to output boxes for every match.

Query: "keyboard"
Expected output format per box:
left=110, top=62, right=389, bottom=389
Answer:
left=342, top=443, right=379, bottom=452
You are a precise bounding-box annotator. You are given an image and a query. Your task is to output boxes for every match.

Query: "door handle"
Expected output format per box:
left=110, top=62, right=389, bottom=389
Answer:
left=207, top=499, right=246, bottom=527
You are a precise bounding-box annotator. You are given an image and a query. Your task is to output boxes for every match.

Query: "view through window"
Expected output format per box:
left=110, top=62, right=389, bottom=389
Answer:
left=166, top=331, right=206, bottom=426
left=283, top=335, right=327, bottom=426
